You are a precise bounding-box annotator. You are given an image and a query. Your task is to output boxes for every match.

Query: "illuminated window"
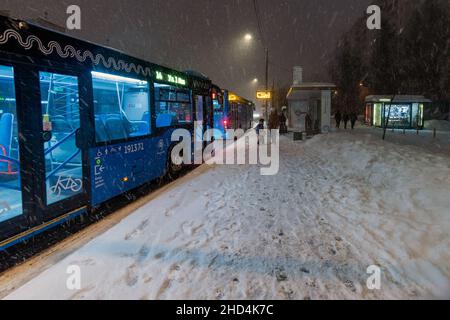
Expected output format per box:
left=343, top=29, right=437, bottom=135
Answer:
left=385, top=104, right=411, bottom=127
left=92, top=71, right=151, bottom=143
left=0, top=65, right=22, bottom=222
left=154, top=83, right=192, bottom=128
left=412, top=103, right=424, bottom=128
left=373, top=103, right=382, bottom=127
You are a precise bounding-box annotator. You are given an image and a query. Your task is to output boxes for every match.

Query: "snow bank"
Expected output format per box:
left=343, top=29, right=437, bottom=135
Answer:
left=4, top=132, right=450, bottom=300
left=351, top=126, right=450, bottom=156
left=304, top=132, right=450, bottom=298
left=425, top=120, right=450, bottom=132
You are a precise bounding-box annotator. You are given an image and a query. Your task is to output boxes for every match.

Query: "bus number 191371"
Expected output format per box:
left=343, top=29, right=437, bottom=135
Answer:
left=124, top=142, right=145, bottom=154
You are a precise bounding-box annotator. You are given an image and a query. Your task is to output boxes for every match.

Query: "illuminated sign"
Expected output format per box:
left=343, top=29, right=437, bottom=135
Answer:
left=257, top=91, right=272, bottom=100
left=155, top=71, right=186, bottom=86
left=229, top=94, right=238, bottom=101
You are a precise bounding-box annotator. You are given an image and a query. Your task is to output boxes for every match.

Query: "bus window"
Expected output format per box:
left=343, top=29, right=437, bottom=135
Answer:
left=0, top=65, right=22, bottom=222
left=154, top=83, right=192, bottom=128
left=92, top=71, right=151, bottom=143
left=205, top=96, right=213, bottom=129
left=213, top=99, right=223, bottom=114
left=213, top=95, right=226, bottom=133
left=194, top=95, right=204, bottom=143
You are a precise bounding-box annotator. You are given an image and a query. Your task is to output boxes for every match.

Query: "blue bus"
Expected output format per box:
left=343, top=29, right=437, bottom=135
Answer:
left=0, top=15, right=229, bottom=251
left=211, top=88, right=254, bottom=139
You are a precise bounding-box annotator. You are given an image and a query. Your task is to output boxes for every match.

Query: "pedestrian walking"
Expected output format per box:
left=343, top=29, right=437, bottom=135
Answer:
left=279, top=111, right=287, bottom=134
left=256, top=119, right=265, bottom=144
left=343, top=112, right=349, bottom=130
left=350, top=112, right=358, bottom=130
left=305, top=113, right=313, bottom=132
left=335, top=110, right=342, bottom=129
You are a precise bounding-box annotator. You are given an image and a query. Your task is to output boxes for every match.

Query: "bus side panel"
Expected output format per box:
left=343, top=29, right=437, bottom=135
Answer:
left=89, top=131, right=174, bottom=207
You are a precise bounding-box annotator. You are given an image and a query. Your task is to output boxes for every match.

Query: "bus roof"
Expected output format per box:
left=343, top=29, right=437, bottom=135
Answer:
left=228, top=91, right=254, bottom=105
left=0, top=14, right=193, bottom=86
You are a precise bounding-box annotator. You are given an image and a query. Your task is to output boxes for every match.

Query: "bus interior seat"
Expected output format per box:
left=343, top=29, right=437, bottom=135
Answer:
left=129, top=121, right=149, bottom=137
left=156, top=113, right=173, bottom=128
left=95, top=106, right=151, bottom=140
left=141, top=111, right=150, bottom=123
left=104, top=114, right=131, bottom=141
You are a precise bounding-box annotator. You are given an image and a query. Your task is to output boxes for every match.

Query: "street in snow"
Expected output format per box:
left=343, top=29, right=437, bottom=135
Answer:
left=4, top=131, right=450, bottom=300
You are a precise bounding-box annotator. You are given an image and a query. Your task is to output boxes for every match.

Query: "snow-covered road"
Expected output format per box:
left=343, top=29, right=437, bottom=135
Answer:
left=4, top=131, right=450, bottom=300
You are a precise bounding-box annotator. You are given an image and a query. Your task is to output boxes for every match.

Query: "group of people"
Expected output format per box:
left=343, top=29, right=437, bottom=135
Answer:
left=255, top=108, right=288, bottom=145
left=335, top=110, right=358, bottom=130
left=266, top=108, right=288, bottom=133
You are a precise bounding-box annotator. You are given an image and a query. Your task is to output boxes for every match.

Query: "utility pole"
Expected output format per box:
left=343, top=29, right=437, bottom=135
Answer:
left=382, top=95, right=396, bottom=140
left=272, top=79, right=275, bottom=112
left=265, top=47, right=269, bottom=121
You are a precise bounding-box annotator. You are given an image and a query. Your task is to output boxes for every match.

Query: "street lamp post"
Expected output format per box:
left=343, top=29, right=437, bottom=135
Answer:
left=264, top=47, right=269, bottom=121
left=242, top=33, right=269, bottom=120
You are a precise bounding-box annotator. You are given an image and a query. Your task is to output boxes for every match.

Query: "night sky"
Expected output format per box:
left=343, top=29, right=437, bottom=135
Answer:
left=2, top=0, right=371, bottom=102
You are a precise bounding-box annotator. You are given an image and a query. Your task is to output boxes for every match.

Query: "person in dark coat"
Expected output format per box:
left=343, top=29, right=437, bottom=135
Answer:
left=256, top=119, right=265, bottom=135
left=350, top=112, right=358, bottom=130
left=335, top=110, right=342, bottom=129
left=255, top=119, right=265, bottom=145
left=343, top=112, right=350, bottom=130
left=279, top=111, right=287, bottom=134
left=305, top=113, right=313, bottom=132
left=269, top=110, right=279, bottom=130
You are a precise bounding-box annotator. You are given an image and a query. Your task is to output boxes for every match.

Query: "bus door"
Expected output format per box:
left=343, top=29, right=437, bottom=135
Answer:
left=203, top=95, right=214, bottom=143
left=0, top=64, right=29, bottom=239
left=204, top=96, right=213, bottom=131
left=194, top=95, right=205, bottom=144
left=35, top=68, right=89, bottom=221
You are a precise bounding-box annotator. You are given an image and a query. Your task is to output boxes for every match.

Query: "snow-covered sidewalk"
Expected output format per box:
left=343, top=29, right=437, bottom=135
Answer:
left=354, top=125, right=450, bottom=156
left=4, top=132, right=450, bottom=300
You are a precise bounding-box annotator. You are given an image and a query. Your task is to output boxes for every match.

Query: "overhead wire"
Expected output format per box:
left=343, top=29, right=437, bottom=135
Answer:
left=252, top=0, right=266, bottom=48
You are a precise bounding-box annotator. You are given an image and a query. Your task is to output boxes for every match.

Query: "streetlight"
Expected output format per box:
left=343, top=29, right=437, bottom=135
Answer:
left=241, top=33, right=269, bottom=120
left=253, top=78, right=258, bottom=83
